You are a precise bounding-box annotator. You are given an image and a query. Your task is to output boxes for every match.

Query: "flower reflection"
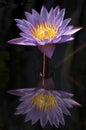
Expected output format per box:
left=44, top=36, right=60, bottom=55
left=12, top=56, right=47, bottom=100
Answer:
left=8, top=78, right=81, bottom=128
left=8, top=6, right=81, bottom=58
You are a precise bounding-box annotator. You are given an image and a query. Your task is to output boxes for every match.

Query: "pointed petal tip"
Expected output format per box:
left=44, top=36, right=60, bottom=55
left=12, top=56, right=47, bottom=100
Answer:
left=24, top=117, right=31, bottom=122
left=7, top=89, right=24, bottom=96
left=62, top=8, right=65, bottom=12
left=25, top=11, right=30, bottom=17
left=68, top=27, right=82, bottom=35
left=75, top=27, right=82, bottom=31
left=7, top=90, right=14, bottom=94
left=8, top=38, right=26, bottom=45
left=41, top=5, right=46, bottom=12
left=60, top=8, right=65, bottom=16
left=72, top=100, right=82, bottom=107
left=8, top=40, right=11, bottom=44
left=8, top=39, right=15, bottom=44
left=40, top=5, right=48, bottom=18
left=68, top=99, right=81, bottom=107
left=40, top=121, right=46, bottom=128
left=8, top=40, right=15, bottom=44
left=25, top=11, right=28, bottom=14
left=8, top=38, right=16, bottom=44
left=14, top=18, right=19, bottom=22
left=7, top=90, right=17, bottom=95
left=41, top=5, right=46, bottom=9
left=55, top=5, right=60, bottom=10
left=75, top=102, right=82, bottom=107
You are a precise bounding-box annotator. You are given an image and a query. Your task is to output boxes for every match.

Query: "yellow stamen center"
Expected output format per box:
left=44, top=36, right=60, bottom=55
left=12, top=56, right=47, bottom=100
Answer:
left=31, top=22, right=58, bottom=41
left=32, top=93, right=57, bottom=111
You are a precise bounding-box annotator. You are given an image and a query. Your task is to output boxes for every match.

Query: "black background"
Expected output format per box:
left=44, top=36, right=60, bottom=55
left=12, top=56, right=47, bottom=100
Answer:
left=0, top=0, right=86, bottom=130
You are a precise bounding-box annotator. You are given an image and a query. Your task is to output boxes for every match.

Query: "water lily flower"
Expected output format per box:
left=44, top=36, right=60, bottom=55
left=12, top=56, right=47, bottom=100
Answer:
left=8, top=78, right=81, bottom=128
left=8, top=6, right=81, bottom=58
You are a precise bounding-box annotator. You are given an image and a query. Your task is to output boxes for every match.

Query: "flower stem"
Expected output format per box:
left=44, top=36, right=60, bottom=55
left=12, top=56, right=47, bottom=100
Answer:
left=43, top=54, right=49, bottom=78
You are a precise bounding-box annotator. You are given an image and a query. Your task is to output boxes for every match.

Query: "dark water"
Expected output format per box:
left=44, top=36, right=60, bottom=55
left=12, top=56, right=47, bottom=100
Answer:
left=0, top=0, right=86, bottom=130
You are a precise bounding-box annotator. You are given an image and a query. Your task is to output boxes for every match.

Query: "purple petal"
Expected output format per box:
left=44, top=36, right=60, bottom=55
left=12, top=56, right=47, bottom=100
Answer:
left=19, top=33, right=38, bottom=44
left=55, top=107, right=65, bottom=125
left=54, top=6, right=60, bottom=16
left=25, top=108, right=39, bottom=122
left=16, top=24, right=30, bottom=34
left=52, top=37, right=61, bottom=44
left=57, top=91, right=74, bottom=98
left=8, top=89, right=26, bottom=96
left=48, top=109, right=58, bottom=127
left=49, top=108, right=59, bottom=127
left=15, top=19, right=25, bottom=25
left=23, top=19, right=34, bottom=29
left=15, top=108, right=25, bottom=115
left=25, top=12, right=35, bottom=25
left=16, top=101, right=29, bottom=110
left=16, top=24, right=28, bottom=31
left=59, top=102, right=71, bottom=116
left=53, top=26, right=73, bottom=42
left=47, top=111, right=54, bottom=126
left=64, top=27, right=82, bottom=35
left=8, top=37, right=36, bottom=46
left=8, top=37, right=25, bottom=45
left=24, top=113, right=31, bottom=122
left=22, top=105, right=33, bottom=114
left=63, top=99, right=81, bottom=106
left=16, top=20, right=34, bottom=34
left=38, top=44, right=56, bottom=58
left=19, top=32, right=42, bottom=45
left=53, top=117, right=59, bottom=128
left=57, top=114, right=65, bottom=125
left=60, top=18, right=71, bottom=30
left=8, top=88, right=36, bottom=96
left=57, top=26, right=73, bottom=38
left=19, top=89, right=41, bottom=101
left=59, top=36, right=74, bottom=43
left=48, top=8, right=55, bottom=23
left=63, top=99, right=73, bottom=108
left=15, top=18, right=34, bottom=31
left=32, top=9, right=40, bottom=16
left=32, top=9, right=42, bottom=24
left=15, top=104, right=33, bottom=115
left=19, top=95, right=33, bottom=102
left=55, top=9, right=65, bottom=27
left=37, top=38, right=52, bottom=45
left=31, top=109, right=40, bottom=124
left=19, top=95, right=31, bottom=102
left=52, top=91, right=61, bottom=97
left=55, top=104, right=63, bottom=116
left=15, top=102, right=33, bottom=115
left=40, top=6, right=48, bottom=21
left=19, top=32, right=33, bottom=40
left=40, top=112, right=48, bottom=127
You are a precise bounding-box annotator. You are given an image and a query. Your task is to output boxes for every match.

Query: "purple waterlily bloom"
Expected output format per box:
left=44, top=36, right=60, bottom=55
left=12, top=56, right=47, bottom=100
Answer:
left=8, top=79, right=81, bottom=128
left=8, top=6, right=81, bottom=58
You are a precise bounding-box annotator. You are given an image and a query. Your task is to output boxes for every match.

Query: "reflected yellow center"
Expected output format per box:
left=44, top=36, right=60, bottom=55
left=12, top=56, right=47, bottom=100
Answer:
left=31, top=22, right=58, bottom=41
left=32, top=93, right=57, bottom=111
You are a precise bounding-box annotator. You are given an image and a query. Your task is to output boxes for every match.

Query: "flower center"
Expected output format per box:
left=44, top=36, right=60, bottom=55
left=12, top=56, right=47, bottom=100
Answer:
left=32, top=93, right=57, bottom=111
left=31, top=22, right=58, bottom=41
